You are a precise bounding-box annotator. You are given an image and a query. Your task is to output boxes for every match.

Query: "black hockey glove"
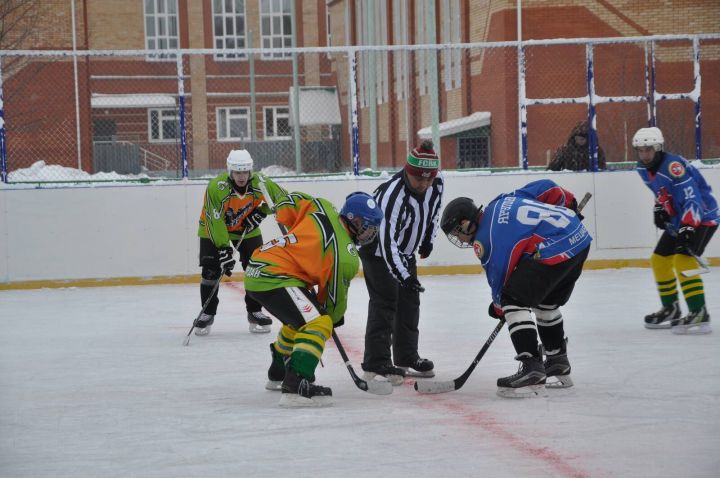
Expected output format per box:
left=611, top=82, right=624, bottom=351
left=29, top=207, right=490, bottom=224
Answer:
left=488, top=302, right=503, bottom=320
left=218, top=246, right=236, bottom=276
left=401, top=276, right=425, bottom=293
left=418, top=242, right=433, bottom=259
left=676, top=225, right=696, bottom=254
left=653, top=203, right=670, bottom=230
left=569, top=197, right=585, bottom=222
left=244, top=210, right=267, bottom=233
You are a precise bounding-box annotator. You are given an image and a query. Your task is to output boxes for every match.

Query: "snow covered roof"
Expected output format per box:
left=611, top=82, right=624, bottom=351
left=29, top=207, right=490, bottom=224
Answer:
left=417, top=111, right=491, bottom=138
left=91, top=94, right=176, bottom=109
left=288, top=87, right=342, bottom=126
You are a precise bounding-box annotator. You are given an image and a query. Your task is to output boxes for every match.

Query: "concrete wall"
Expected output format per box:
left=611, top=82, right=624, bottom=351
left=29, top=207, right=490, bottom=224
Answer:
left=1, top=169, right=718, bottom=285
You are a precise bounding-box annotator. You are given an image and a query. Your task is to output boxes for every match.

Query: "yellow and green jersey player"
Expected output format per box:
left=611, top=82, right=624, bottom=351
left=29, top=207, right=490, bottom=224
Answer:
left=244, top=189, right=383, bottom=407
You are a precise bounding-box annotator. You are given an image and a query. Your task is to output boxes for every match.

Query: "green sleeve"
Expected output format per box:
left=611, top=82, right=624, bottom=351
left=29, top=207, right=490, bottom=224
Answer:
left=254, top=174, right=288, bottom=210
left=203, top=178, right=231, bottom=248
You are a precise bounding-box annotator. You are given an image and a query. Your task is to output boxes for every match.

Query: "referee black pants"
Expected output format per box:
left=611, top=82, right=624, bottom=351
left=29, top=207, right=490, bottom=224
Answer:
left=359, top=247, right=420, bottom=371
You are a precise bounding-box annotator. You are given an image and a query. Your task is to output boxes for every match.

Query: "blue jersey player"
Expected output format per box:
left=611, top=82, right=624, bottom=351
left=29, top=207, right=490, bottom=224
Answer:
left=634, top=127, right=718, bottom=334
left=441, top=180, right=592, bottom=398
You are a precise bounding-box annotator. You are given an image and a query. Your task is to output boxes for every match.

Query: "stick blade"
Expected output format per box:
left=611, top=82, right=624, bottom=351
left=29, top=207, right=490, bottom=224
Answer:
left=414, top=379, right=457, bottom=394
left=680, top=267, right=710, bottom=277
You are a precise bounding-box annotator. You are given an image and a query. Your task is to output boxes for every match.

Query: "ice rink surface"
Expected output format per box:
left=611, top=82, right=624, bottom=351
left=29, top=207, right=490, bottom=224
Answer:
left=1, top=268, right=718, bottom=478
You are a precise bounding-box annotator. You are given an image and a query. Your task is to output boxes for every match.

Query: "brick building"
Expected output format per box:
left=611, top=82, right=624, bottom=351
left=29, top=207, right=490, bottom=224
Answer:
left=2, top=1, right=718, bottom=176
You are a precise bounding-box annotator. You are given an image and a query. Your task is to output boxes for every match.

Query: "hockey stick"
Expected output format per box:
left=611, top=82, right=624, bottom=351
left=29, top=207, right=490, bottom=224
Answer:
left=680, top=250, right=711, bottom=277
left=414, top=319, right=505, bottom=394
left=415, top=191, right=592, bottom=393
left=183, top=229, right=247, bottom=346
left=332, top=331, right=393, bottom=395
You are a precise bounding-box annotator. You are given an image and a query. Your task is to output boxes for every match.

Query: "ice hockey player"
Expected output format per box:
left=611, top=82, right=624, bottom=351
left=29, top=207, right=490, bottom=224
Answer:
left=634, top=127, right=718, bottom=334
left=195, top=149, right=286, bottom=336
left=244, top=190, right=383, bottom=407
left=440, top=180, right=592, bottom=398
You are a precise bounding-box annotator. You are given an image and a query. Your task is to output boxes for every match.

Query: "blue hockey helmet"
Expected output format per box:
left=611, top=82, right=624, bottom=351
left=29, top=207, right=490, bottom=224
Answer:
left=340, top=192, right=383, bottom=246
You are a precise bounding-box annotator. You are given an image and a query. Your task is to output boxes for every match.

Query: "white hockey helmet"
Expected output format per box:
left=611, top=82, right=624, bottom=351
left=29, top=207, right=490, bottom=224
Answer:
left=226, top=149, right=253, bottom=174
left=632, top=127, right=664, bottom=152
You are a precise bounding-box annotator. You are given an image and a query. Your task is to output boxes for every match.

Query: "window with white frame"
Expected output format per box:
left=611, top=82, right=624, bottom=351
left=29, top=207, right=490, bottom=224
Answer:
left=355, top=2, right=389, bottom=107
left=264, top=106, right=290, bottom=139
left=392, top=0, right=409, bottom=101
left=217, top=107, right=250, bottom=141
left=149, top=108, right=179, bottom=142
left=144, top=0, right=179, bottom=61
left=260, top=0, right=292, bottom=59
left=442, top=0, right=462, bottom=90
left=415, top=1, right=429, bottom=96
left=213, top=0, right=247, bottom=60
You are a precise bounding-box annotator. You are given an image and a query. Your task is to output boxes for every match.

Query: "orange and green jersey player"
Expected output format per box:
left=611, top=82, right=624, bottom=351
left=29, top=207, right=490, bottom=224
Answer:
left=243, top=190, right=360, bottom=325
left=197, top=172, right=287, bottom=248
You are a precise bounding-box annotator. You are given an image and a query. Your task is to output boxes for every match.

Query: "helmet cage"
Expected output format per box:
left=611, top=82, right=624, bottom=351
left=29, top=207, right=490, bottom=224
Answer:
left=340, top=192, right=383, bottom=246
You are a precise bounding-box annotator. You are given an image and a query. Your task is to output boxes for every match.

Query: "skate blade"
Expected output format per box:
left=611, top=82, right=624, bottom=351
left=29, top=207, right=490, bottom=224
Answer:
left=545, top=375, right=573, bottom=389
left=278, top=393, right=333, bottom=408
left=362, top=371, right=404, bottom=386
left=194, top=326, right=211, bottom=336
left=265, top=380, right=282, bottom=391
left=248, top=323, right=271, bottom=334
left=400, top=368, right=435, bottom=378
left=672, top=323, right=712, bottom=335
left=496, top=384, right=547, bottom=398
left=644, top=322, right=672, bottom=329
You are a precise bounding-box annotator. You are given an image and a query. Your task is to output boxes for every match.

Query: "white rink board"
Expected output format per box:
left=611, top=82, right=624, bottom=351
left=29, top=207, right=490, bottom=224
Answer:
left=0, top=168, right=718, bottom=283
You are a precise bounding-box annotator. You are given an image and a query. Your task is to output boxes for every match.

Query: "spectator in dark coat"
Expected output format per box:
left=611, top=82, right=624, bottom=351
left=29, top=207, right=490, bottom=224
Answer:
left=547, top=120, right=607, bottom=171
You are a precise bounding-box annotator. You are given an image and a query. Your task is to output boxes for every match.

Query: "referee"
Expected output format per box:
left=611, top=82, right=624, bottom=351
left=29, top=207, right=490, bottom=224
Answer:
left=360, top=140, right=444, bottom=384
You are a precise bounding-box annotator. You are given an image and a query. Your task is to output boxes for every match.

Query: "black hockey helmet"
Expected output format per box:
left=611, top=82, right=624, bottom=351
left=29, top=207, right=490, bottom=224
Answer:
left=440, top=197, right=483, bottom=248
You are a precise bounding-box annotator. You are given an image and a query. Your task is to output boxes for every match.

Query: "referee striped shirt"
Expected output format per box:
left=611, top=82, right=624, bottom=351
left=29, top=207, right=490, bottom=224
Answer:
left=367, top=170, right=444, bottom=282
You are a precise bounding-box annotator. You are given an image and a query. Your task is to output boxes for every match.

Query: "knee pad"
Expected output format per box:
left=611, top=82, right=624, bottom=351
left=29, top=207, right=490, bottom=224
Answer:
left=533, top=305, right=562, bottom=327
left=201, top=266, right=222, bottom=285
left=651, top=253, right=675, bottom=281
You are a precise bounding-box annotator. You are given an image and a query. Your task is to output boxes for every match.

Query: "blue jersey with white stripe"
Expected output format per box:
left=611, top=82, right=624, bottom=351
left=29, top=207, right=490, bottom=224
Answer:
left=636, top=152, right=719, bottom=232
left=472, top=180, right=593, bottom=305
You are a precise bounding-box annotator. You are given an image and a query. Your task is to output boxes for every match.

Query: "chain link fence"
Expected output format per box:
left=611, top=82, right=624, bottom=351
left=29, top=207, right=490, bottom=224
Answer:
left=1, top=35, right=719, bottom=183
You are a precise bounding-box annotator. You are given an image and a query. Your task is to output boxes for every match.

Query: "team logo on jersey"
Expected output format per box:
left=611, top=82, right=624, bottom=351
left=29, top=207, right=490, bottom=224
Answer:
left=669, top=161, right=685, bottom=178
left=218, top=180, right=229, bottom=190
left=347, top=243, right=358, bottom=256
left=473, top=240, right=484, bottom=259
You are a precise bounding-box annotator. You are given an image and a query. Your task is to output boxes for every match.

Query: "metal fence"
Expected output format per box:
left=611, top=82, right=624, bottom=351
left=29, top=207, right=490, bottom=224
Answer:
left=1, top=34, right=719, bottom=183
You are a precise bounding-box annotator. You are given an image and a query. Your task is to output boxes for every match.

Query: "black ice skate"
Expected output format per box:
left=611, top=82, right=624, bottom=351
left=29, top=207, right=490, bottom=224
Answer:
left=247, top=311, right=272, bottom=334
left=194, top=313, right=214, bottom=336
left=672, top=305, right=711, bottom=335
left=543, top=339, right=573, bottom=389
left=362, top=363, right=407, bottom=386
left=644, top=302, right=681, bottom=329
left=265, top=343, right=286, bottom=391
left=497, top=353, right=546, bottom=398
left=279, top=367, right=332, bottom=408
left=397, top=357, right=435, bottom=378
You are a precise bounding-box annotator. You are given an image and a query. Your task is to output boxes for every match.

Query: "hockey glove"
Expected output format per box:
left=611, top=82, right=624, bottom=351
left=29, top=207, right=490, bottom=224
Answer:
left=488, top=302, right=504, bottom=319
left=243, top=210, right=267, bottom=233
left=418, top=242, right=433, bottom=259
left=401, top=276, right=425, bottom=293
left=218, top=246, right=236, bottom=276
left=569, top=197, right=585, bottom=222
left=676, top=225, right=696, bottom=254
left=653, top=203, right=670, bottom=230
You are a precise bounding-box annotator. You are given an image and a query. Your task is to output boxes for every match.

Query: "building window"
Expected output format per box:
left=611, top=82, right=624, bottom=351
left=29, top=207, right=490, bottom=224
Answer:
left=264, top=106, right=291, bottom=139
left=457, top=129, right=491, bottom=168
left=260, top=0, right=292, bottom=59
left=217, top=107, right=250, bottom=141
left=213, top=0, right=246, bottom=60
left=144, top=0, right=179, bottom=61
left=149, top=109, right=179, bottom=142
left=441, top=0, right=462, bottom=91
left=355, top=2, right=389, bottom=107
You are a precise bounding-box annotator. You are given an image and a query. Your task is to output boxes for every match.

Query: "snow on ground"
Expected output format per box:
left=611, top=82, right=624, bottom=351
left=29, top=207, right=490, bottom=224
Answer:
left=1, top=269, right=718, bottom=477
